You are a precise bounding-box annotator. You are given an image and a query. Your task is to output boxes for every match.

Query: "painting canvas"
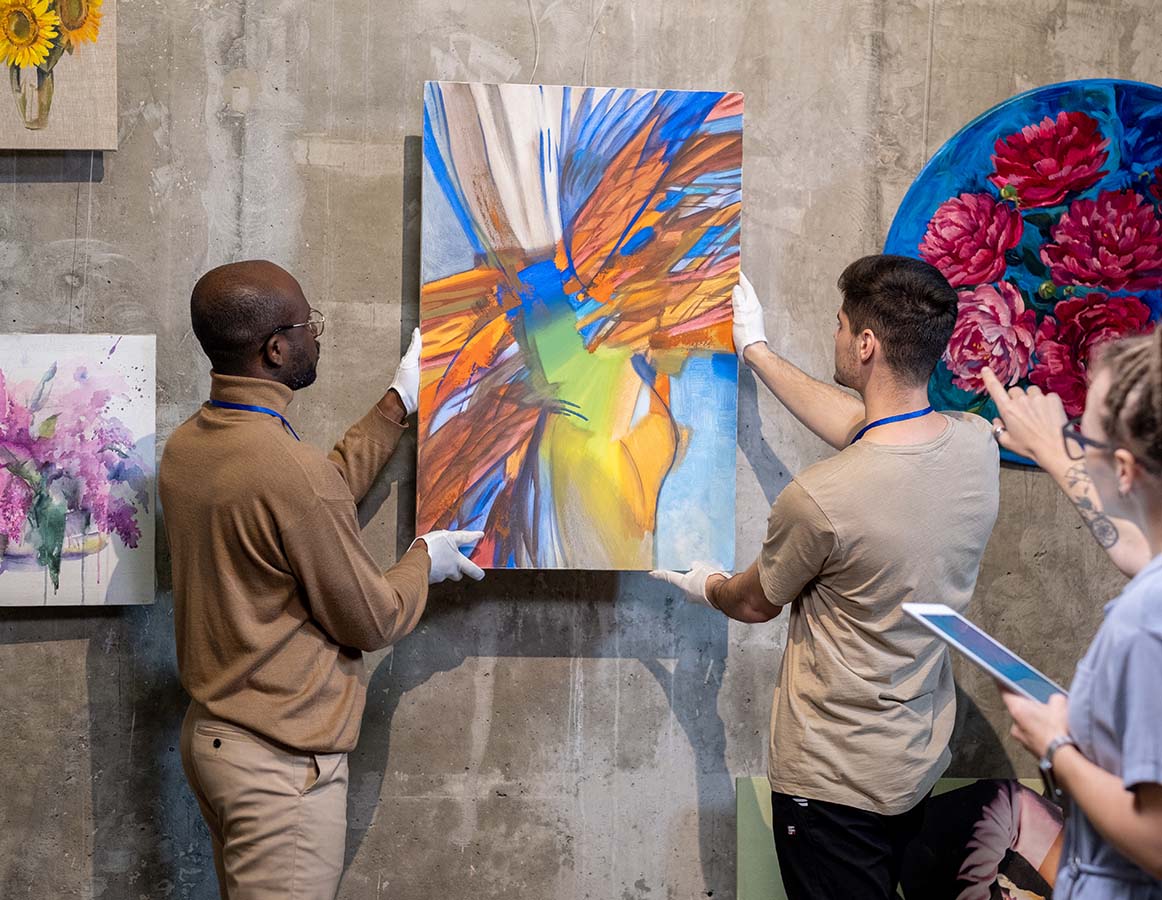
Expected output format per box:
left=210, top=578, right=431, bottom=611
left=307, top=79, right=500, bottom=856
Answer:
left=0, top=334, right=154, bottom=605
left=418, top=81, right=741, bottom=570
left=885, top=79, right=1162, bottom=465
left=0, top=0, right=117, bottom=149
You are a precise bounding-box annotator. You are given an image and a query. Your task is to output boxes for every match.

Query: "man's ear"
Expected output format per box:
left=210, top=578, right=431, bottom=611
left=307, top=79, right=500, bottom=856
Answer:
left=262, top=333, right=286, bottom=369
left=858, top=328, right=877, bottom=364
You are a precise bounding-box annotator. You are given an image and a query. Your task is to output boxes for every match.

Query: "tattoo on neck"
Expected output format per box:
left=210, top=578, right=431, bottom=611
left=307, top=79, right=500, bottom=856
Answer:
left=1064, top=463, right=1120, bottom=549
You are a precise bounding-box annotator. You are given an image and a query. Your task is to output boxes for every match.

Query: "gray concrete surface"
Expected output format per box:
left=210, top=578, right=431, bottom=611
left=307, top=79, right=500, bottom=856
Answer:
left=0, top=0, right=1156, bottom=896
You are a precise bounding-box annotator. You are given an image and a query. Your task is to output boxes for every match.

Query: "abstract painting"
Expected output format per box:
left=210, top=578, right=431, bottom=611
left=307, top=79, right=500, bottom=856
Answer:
left=0, top=334, right=154, bottom=605
left=0, top=0, right=117, bottom=149
left=418, top=82, right=741, bottom=570
left=885, top=79, right=1162, bottom=465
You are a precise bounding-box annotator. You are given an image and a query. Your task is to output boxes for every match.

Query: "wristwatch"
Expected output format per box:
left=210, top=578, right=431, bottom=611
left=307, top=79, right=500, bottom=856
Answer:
left=1040, top=734, right=1078, bottom=801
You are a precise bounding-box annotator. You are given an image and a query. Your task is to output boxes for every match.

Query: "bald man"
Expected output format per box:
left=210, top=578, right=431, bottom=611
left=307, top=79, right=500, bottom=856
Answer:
left=160, top=261, right=484, bottom=899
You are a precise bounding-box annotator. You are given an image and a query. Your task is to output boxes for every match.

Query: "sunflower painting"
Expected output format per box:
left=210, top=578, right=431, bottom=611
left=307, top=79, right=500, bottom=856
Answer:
left=0, top=0, right=115, bottom=149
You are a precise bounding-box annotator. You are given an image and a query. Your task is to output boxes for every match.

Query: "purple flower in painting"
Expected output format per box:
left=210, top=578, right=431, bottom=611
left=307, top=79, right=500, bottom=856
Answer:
left=0, top=472, right=32, bottom=543
left=1040, top=189, right=1162, bottom=291
left=919, top=193, right=1024, bottom=287
left=989, top=111, right=1110, bottom=208
left=943, top=282, right=1037, bottom=394
left=0, top=363, right=148, bottom=587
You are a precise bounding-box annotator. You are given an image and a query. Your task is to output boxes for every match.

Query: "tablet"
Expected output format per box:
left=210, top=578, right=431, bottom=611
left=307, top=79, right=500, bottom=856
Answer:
left=902, top=603, right=1068, bottom=703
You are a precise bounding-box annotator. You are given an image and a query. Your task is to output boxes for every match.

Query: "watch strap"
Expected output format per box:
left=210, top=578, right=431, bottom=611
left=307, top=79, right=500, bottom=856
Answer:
left=1044, top=734, right=1077, bottom=767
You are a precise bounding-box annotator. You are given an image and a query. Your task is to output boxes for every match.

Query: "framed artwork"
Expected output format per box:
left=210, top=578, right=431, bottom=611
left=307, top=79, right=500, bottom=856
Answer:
left=885, top=79, right=1162, bottom=464
left=0, top=334, right=154, bottom=605
left=418, top=81, right=742, bottom=570
left=0, top=0, right=117, bottom=149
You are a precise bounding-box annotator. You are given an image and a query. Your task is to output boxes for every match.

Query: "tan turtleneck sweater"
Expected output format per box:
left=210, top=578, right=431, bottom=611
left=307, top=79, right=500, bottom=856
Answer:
left=159, top=374, right=431, bottom=753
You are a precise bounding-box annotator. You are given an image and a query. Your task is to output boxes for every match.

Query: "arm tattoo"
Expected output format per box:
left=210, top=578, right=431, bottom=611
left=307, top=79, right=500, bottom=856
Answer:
left=1064, top=463, right=1120, bottom=549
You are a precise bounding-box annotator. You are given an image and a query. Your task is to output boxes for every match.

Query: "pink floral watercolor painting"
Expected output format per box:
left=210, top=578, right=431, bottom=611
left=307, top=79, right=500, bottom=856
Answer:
left=0, top=334, right=154, bottom=605
left=886, top=80, right=1162, bottom=465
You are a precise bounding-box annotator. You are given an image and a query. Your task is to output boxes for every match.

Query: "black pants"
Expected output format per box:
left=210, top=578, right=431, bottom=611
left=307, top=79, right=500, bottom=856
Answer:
left=770, top=791, right=928, bottom=899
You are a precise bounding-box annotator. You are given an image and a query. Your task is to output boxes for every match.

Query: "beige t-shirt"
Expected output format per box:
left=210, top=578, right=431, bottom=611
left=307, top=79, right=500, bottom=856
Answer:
left=758, top=412, right=999, bottom=815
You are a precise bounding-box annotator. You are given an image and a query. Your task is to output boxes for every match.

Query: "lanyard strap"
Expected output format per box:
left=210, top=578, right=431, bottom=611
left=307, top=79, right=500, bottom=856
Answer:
left=208, top=400, right=301, bottom=441
left=850, top=405, right=933, bottom=445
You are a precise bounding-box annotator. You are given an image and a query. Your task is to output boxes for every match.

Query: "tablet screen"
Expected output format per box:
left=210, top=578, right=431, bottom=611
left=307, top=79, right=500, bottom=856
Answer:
left=919, top=612, right=1065, bottom=703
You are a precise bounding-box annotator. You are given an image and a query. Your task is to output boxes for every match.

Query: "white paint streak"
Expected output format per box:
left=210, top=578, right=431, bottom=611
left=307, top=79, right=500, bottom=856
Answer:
left=449, top=661, right=496, bottom=850
left=292, top=136, right=404, bottom=176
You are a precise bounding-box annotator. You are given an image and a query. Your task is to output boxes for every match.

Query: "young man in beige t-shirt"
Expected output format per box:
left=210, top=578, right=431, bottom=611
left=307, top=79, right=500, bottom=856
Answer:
left=653, top=255, right=1000, bottom=899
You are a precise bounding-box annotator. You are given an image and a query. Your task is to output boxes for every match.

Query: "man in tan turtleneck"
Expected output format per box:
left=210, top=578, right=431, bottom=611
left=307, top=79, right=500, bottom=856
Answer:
left=160, top=261, right=483, bottom=900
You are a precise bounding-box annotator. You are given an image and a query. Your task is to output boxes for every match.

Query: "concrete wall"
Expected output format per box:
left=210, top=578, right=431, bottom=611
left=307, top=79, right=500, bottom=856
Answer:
left=0, top=0, right=1156, bottom=896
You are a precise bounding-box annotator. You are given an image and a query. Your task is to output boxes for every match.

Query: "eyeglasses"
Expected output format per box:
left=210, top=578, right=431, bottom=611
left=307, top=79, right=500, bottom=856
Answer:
left=1062, top=416, right=1114, bottom=460
left=266, top=308, right=325, bottom=343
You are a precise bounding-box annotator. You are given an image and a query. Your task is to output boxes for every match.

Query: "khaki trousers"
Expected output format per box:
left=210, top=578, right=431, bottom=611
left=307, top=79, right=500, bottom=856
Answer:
left=180, top=702, right=349, bottom=900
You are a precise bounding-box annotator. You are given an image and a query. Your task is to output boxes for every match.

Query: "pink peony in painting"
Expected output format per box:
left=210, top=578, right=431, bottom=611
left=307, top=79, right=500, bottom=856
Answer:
left=886, top=80, right=1162, bottom=465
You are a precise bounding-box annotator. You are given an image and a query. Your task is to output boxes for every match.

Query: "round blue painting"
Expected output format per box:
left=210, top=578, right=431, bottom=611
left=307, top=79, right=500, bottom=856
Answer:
left=884, top=79, right=1162, bottom=465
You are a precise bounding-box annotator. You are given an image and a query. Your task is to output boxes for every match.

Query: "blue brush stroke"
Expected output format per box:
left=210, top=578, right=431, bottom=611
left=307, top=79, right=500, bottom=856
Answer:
left=631, top=353, right=657, bottom=387
left=423, top=83, right=486, bottom=259
left=421, top=155, right=480, bottom=282
left=621, top=226, right=656, bottom=255
left=655, top=353, right=738, bottom=570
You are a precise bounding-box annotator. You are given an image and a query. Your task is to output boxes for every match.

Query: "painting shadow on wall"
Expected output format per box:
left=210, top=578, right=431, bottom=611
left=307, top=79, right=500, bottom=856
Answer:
left=345, top=575, right=734, bottom=891
left=0, top=590, right=204, bottom=896
left=343, top=135, right=735, bottom=893
left=736, top=368, right=791, bottom=505
left=0, top=150, right=105, bottom=183
left=948, top=685, right=1017, bottom=777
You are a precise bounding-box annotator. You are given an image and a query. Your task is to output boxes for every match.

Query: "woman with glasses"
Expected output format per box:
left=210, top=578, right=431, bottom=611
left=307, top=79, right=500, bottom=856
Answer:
left=978, top=339, right=1162, bottom=898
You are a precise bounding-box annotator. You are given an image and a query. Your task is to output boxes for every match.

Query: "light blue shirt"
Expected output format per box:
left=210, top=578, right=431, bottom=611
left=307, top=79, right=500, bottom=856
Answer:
left=1055, top=553, right=1162, bottom=899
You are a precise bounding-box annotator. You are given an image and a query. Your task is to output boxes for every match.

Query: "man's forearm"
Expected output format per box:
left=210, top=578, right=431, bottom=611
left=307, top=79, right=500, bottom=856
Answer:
left=744, top=344, right=865, bottom=449
left=328, top=395, right=409, bottom=503
left=706, top=563, right=782, bottom=624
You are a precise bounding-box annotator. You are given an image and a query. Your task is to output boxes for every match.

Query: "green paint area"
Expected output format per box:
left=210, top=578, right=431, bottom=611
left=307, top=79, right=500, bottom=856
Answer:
left=528, top=309, right=632, bottom=436
left=29, top=491, right=67, bottom=589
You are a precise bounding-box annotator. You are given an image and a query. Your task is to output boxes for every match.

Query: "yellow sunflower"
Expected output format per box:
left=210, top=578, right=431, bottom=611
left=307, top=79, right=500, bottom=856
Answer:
left=57, top=0, right=101, bottom=49
left=0, top=0, right=61, bottom=69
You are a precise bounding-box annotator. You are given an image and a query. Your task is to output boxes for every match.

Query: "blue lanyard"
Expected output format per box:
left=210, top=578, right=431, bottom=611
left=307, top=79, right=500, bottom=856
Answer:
left=208, top=400, right=301, bottom=441
left=850, top=405, right=933, bottom=444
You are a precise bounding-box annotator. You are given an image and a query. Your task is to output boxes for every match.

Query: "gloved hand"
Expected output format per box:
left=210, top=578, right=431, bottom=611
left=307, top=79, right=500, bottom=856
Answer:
left=649, top=562, right=727, bottom=608
left=731, top=272, right=768, bottom=361
left=388, top=327, right=421, bottom=416
left=413, top=529, right=486, bottom=584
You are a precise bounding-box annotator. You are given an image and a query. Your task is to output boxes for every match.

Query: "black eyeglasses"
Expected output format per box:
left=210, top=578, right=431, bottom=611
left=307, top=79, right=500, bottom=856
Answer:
left=266, top=308, right=325, bottom=344
left=1062, top=416, right=1114, bottom=460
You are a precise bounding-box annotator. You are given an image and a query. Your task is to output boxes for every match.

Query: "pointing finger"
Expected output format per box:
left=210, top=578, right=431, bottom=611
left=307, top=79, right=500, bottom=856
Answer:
left=980, top=367, right=1011, bottom=412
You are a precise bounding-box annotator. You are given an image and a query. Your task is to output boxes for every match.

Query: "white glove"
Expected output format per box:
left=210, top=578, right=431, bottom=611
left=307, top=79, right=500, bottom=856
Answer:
left=413, top=529, right=485, bottom=584
left=649, top=562, right=728, bottom=608
left=731, top=271, right=768, bottom=360
left=389, top=327, right=421, bottom=416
